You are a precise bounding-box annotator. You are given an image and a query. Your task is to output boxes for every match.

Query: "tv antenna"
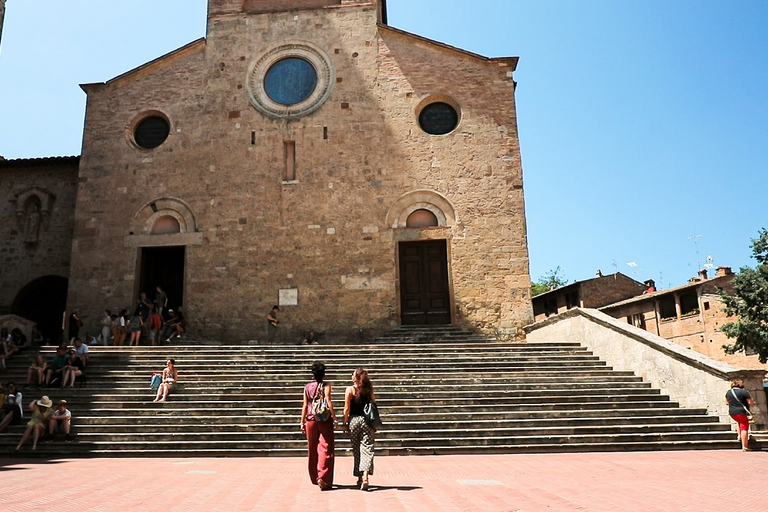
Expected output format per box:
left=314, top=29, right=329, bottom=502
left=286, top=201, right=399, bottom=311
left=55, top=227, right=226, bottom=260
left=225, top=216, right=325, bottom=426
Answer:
left=688, top=234, right=702, bottom=270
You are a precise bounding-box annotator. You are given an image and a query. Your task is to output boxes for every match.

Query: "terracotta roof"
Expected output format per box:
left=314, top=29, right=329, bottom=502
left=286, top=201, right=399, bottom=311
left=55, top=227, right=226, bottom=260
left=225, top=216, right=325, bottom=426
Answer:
left=599, top=274, right=734, bottom=310
left=532, top=272, right=642, bottom=300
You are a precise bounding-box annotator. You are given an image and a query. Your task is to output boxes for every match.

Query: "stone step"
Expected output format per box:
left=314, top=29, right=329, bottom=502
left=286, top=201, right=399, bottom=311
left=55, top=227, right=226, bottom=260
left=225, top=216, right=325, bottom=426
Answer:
left=2, top=337, right=740, bottom=457
left=61, top=406, right=716, bottom=424
left=22, top=414, right=720, bottom=432
left=11, top=438, right=739, bottom=459
left=74, top=388, right=660, bottom=402
left=47, top=423, right=730, bottom=444
left=12, top=431, right=737, bottom=452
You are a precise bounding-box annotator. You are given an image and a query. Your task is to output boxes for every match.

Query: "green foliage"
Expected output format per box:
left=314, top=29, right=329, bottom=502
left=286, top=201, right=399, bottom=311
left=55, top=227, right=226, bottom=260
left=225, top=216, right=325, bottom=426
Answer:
left=720, top=228, right=768, bottom=363
left=531, top=266, right=568, bottom=297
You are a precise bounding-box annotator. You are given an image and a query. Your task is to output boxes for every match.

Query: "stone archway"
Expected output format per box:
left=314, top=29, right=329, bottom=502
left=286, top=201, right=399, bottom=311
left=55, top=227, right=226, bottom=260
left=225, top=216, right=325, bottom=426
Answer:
left=12, top=275, right=68, bottom=343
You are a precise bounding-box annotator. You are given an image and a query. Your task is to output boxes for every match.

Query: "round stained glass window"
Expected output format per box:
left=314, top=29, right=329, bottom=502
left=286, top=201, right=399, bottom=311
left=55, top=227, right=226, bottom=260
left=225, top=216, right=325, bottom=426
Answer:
left=418, top=102, right=459, bottom=135
left=134, top=116, right=170, bottom=149
left=264, top=58, right=318, bottom=105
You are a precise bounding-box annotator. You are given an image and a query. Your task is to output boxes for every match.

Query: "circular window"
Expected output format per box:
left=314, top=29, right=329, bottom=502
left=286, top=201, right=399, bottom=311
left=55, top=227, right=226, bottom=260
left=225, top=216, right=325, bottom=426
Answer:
left=264, top=58, right=318, bottom=105
left=247, top=41, right=335, bottom=119
left=418, top=102, right=459, bottom=135
left=134, top=116, right=170, bottom=149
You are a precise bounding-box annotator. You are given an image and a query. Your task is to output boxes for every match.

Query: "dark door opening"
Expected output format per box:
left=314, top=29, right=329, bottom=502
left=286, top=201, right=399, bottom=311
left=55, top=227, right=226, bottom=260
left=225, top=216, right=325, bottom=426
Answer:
left=139, top=246, right=185, bottom=315
left=399, top=240, right=451, bottom=325
left=12, top=275, right=68, bottom=344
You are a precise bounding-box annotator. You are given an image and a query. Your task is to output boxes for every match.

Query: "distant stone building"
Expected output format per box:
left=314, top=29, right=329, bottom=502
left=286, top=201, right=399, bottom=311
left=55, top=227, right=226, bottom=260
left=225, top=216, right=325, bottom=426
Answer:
left=1, top=0, right=533, bottom=342
left=599, top=267, right=763, bottom=369
left=532, top=272, right=646, bottom=322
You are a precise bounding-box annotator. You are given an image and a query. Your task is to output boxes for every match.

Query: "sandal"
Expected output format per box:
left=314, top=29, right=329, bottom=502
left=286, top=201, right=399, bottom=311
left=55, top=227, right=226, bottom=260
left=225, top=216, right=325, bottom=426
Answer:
left=361, top=479, right=369, bottom=491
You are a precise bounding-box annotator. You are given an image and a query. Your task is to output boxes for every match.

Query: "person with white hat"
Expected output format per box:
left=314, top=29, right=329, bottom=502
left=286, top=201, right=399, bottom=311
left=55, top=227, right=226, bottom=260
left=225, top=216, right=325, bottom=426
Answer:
left=15, top=395, right=54, bottom=451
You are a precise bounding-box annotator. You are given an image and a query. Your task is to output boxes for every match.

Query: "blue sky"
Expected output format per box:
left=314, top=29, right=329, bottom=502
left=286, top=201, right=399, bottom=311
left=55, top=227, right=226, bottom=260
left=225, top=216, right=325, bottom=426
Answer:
left=1, top=0, right=766, bottom=290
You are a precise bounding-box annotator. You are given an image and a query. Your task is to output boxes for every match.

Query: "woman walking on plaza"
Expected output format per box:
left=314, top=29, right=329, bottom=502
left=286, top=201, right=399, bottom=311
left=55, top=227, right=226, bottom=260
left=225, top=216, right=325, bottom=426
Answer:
left=343, top=368, right=377, bottom=490
left=726, top=379, right=756, bottom=451
left=300, top=361, right=336, bottom=490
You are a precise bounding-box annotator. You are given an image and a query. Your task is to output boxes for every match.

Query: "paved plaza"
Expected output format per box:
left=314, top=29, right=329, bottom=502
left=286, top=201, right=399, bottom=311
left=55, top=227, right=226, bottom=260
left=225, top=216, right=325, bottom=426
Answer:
left=1, top=450, right=765, bottom=511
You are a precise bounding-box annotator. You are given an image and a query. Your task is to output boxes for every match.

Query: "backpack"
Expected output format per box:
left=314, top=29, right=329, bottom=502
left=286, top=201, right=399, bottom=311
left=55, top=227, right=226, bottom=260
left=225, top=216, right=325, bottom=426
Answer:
left=311, top=382, right=331, bottom=422
left=150, top=373, right=162, bottom=389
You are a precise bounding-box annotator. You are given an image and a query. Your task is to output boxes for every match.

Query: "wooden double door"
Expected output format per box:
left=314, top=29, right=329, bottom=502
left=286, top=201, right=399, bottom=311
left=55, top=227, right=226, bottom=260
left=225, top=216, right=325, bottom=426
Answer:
left=398, top=240, right=451, bottom=325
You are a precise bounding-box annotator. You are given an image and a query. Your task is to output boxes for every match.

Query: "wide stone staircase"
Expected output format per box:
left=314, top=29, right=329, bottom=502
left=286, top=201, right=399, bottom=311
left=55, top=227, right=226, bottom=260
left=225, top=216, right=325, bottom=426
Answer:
left=0, top=327, right=740, bottom=457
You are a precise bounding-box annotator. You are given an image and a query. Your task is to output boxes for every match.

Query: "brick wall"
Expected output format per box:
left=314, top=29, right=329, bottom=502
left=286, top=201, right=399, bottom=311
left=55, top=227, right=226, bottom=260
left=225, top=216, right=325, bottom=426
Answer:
left=0, top=158, right=78, bottom=323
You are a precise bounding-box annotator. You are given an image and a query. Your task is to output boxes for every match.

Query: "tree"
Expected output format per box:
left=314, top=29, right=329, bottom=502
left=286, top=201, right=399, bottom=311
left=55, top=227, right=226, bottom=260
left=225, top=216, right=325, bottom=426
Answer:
left=531, top=266, right=569, bottom=297
left=720, top=227, right=768, bottom=363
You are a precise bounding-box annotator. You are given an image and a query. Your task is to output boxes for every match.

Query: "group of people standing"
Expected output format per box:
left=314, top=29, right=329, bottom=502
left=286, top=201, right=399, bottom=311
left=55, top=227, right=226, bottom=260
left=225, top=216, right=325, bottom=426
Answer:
left=89, top=287, right=186, bottom=347
left=301, top=362, right=378, bottom=491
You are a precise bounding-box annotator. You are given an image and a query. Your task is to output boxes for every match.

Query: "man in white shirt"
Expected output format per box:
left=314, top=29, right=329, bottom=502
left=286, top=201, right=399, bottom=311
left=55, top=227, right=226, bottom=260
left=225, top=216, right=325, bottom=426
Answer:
left=49, top=399, right=72, bottom=442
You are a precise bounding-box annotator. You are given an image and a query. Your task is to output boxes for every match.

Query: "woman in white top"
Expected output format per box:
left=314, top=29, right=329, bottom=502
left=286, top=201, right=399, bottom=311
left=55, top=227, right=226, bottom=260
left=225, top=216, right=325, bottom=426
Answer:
left=153, top=359, right=178, bottom=402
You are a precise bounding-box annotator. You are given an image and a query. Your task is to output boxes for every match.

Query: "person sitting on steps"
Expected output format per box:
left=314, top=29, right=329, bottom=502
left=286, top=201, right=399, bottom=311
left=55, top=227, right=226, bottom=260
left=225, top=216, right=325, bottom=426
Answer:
left=153, top=358, right=178, bottom=402
left=24, top=355, right=47, bottom=388
left=165, top=311, right=186, bottom=343
left=48, top=399, right=72, bottom=442
left=15, top=395, right=53, bottom=451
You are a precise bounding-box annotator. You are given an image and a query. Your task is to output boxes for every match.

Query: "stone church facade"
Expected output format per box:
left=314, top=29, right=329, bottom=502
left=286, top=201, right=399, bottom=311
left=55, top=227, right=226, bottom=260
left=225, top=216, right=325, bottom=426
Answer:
left=4, top=0, right=533, bottom=342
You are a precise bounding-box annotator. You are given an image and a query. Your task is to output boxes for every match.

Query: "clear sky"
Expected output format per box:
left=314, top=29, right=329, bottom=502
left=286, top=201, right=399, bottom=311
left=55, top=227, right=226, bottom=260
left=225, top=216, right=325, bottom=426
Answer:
left=1, top=0, right=766, bottom=290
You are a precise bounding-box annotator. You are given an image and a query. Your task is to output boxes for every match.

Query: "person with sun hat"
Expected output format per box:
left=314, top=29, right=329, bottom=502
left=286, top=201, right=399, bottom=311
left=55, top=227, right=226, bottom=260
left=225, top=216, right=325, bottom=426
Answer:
left=15, top=395, right=53, bottom=451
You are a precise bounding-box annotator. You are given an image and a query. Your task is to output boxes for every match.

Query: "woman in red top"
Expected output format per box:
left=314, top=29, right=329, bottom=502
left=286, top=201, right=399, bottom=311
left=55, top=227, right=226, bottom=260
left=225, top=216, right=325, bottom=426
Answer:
left=300, top=361, right=336, bottom=490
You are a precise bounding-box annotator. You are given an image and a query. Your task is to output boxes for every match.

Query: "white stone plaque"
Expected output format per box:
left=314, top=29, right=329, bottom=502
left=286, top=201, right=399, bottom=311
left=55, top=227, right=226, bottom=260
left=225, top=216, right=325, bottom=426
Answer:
left=279, top=288, right=298, bottom=306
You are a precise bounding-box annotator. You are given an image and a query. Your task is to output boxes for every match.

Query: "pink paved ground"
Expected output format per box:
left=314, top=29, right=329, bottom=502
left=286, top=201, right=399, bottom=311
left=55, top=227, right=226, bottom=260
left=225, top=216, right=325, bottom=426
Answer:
left=1, top=450, right=765, bottom=511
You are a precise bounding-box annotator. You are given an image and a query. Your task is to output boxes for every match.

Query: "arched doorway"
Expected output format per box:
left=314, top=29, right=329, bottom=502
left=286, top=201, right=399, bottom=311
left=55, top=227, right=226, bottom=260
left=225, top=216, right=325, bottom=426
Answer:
left=12, top=275, right=68, bottom=343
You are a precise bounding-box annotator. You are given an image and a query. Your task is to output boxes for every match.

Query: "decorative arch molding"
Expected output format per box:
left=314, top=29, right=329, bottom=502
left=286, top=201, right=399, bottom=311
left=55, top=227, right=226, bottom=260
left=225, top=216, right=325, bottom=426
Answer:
left=386, top=190, right=458, bottom=229
left=126, top=197, right=203, bottom=248
left=14, top=187, right=55, bottom=217
left=132, top=197, right=197, bottom=235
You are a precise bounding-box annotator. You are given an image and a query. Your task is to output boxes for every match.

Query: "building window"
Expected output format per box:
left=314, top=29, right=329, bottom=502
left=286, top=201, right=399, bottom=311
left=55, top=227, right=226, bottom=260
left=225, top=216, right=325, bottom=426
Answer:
left=247, top=41, right=335, bottom=119
left=659, top=296, right=676, bottom=320
left=284, top=141, right=296, bottom=181
left=418, top=101, right=459, bottom=135
left=544, top=297, right=557, bottom=317
left=680, top=292, right=699, bottom=317
left=134, top=115, right=170, bottom=149
left=565, top=291, right=579, bottom=309
left=630, top=314, right=646, bottom=329
left=264, top=58, right=318, bottom=105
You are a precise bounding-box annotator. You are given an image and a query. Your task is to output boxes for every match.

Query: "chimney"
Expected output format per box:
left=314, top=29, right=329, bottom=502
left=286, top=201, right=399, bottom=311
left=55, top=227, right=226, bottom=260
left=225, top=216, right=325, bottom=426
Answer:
left=698, top=269, right=708, bottom=281
left=716, top=266, right=733, bottom=277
